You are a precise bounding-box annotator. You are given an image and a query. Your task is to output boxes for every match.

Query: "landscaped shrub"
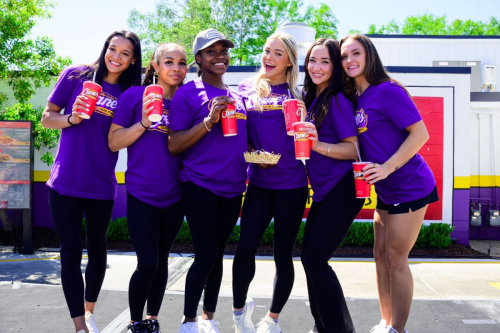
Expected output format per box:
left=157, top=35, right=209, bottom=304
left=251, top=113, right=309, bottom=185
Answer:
left=80, top=218, right=455, bottom=249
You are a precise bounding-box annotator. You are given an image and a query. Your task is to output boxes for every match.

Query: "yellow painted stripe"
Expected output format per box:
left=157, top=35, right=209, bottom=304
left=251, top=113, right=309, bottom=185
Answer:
left=116, top=172, right=125, bottom=184
left=34, top=171, right=126, bottom=184
left=455, top=176, right=500, bottom=189
left=454, top=176, right=470, bottom=189
left=34, top=171, right=51, bottom=182
left=32, top=172, right=500, bottom=188
left=489, top=282, right=500, bottom=291
left=470, top=175, right=500, bottom=187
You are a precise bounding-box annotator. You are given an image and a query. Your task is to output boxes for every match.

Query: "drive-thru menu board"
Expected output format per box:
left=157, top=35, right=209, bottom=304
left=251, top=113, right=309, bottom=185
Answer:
left=0, top=121, right=32, bottom=209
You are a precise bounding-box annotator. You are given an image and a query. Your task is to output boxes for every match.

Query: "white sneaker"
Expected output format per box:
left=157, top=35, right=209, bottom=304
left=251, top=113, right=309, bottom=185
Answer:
left=370, top=319, right=387, bottom=333
left=233, top=297, right=255, bottom=333
left=178, top=321, right=199, bottom=333
left=386, top=326, right=408, bottom=333
left=85, top=311, right=99, bottom=333
left=198, top=316, right=221, bottom=333
left=307, top=324, right=319, bottom=333
left=255, top=316, right=281, bottom=333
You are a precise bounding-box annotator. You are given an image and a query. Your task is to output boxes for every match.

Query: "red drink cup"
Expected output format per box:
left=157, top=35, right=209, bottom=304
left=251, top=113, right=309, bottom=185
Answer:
left=78, top=81, right=102, bottom=119
left=283, top=99, right=301, bottom=136
left=221, top=103, right=237, bottom=137
left=293, top=122, right=312, bottom=160
left=353, top=162, right=371, bottom=198
left=145, top=85, right=164, bottom=122
left=1, top=200, right=8, bottom=209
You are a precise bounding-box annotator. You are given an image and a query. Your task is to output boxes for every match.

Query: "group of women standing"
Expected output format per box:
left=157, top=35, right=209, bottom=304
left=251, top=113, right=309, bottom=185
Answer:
left=42, top=27, right=437, bottom=333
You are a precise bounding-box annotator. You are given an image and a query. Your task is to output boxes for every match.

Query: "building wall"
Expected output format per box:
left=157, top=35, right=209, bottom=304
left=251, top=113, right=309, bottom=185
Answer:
left=369, top=36, right=500, bottom=83
left=468, top=102, right=500, bottom=239
left=0, top=67, right=484, bottom=245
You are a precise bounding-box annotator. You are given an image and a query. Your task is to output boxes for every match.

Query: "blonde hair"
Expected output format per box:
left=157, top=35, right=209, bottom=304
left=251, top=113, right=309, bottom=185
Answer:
left=251, top=32, right=301, bottom=110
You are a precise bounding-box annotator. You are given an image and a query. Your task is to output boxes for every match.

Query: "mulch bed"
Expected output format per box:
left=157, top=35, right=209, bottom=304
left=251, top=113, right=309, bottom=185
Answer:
left=0, top=226, right=487, bottom=258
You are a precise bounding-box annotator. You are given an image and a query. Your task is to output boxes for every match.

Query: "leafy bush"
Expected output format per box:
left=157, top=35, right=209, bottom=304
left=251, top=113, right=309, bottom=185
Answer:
left=79, top=218, right=454, bottom=249
left=107, top=217, right=130, bottom=241
left=341, top=222, right=374, bottom=246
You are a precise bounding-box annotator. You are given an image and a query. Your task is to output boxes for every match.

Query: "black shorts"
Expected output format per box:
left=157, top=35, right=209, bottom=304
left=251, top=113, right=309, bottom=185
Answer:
left=376, top=186, right=439, bottom=215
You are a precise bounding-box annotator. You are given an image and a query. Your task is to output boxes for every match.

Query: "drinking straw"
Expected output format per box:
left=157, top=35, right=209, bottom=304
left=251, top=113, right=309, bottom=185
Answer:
left=287, top=89, right=291, bottom=99
left=153, top=74, right=156, bottom=85
left=92, top=71, right=96, bottom=82
left=354, top=142, right=362, bottom=162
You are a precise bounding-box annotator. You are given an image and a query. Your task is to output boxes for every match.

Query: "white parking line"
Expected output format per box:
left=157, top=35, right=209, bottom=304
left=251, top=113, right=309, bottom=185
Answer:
left=461, top=319, right=497, bottom=324
left=101, top=308, right=130, bottom=333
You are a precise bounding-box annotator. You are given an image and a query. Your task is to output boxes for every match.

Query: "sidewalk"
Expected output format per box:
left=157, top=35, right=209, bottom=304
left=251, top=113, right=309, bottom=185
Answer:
left=1, top=247, right=500, bottom=332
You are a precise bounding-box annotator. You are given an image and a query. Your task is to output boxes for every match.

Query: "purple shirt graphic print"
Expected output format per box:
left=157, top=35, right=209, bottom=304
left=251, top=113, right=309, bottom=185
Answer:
left=112, top=86, right=182, bottom=209
left=304, top=93, right=358, bottom=202
left=47, top=65, right=122, bottom=200
left=355, top=81, right=436, bottom=205
left=168, top=78, right=248, bottom=198
left=239, top=78, right=307, bottom=190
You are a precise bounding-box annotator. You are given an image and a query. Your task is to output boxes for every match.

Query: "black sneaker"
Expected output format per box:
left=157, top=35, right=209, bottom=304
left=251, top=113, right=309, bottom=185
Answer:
left=127, top=321, right=147, bottom=333
left=144, top=319, right=161, bottom=333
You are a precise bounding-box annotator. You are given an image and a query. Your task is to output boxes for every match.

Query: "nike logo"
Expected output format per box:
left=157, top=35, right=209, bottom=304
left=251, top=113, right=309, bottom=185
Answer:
left=394, top=203, right=400, bottom=206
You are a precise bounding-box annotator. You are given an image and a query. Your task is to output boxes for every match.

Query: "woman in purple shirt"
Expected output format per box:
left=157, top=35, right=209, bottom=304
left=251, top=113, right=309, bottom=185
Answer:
left=41, top=30, right=142, bottom=333
left=300, top=38, right=364, bottom=333
left=340, top=34, right=438, bottom=333
left=108, top=43, right=187, bottom=333
left=167, top=29, right=248, bottom=333
left=231, top=32, right=308, bottom=333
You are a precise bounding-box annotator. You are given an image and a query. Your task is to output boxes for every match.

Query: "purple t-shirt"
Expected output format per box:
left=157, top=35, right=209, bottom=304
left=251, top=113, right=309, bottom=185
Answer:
left=239, top=78, right=307, bottom=190
left=355, top=81, right=436, bottom=205
left=305, top=93, right=358, bottom=202
left=167, top=78, right=248, bottom=198
left=47, top=66, right=122, bottom=200
left=112, top=86, right=182, bottom=209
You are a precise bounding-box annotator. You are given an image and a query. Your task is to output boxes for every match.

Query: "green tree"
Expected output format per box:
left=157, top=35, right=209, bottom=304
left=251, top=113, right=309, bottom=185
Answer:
left=128, top=0, right=338, bottom=66
left=367, top=13, right=500, bottom=36
left=302, top=3, right=338, bottom=39
left=0, top=0, right=70, bottom=166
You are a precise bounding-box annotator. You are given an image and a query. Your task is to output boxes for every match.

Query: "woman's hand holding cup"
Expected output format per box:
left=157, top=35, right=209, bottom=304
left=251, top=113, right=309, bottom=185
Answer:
left=208, top=96, right=235, bottom=124
left=141, top=92, right=155, bottom=128
left=70, top=96, right=88, bottom=125
left=303, top=122, right=319, bottom=151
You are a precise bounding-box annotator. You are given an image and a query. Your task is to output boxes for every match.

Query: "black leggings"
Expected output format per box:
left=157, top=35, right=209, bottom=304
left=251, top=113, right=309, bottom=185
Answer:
left=232, top=183, right=308, bottom=313
left=48, top=188, right=114, bottom=318
left=127, top=193, right=184, bottom=321
left=181, top=181, right=242, bottom=318
left=301, top=172, right=364, bottom=333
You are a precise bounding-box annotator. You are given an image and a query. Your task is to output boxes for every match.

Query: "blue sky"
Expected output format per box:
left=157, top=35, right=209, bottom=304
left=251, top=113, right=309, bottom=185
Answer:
left=31, top=0, right=498, bottom=65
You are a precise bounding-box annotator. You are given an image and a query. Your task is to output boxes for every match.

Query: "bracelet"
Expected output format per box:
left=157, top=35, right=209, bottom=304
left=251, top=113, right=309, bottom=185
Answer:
left=67, top=114, right=75, bottom=126
left=326, top=143, right=331, bottom=156
left=139, top=120, right=148, bottom=129
left=203, top=117, right=212, bottom=132
left=207, top=118, right=215, bottom=125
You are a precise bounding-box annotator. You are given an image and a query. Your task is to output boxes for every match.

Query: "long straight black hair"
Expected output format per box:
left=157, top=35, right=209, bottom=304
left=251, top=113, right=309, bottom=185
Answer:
left=302, top=38, right=343, bottom=130
left=72, top=30, right=142, bottom=90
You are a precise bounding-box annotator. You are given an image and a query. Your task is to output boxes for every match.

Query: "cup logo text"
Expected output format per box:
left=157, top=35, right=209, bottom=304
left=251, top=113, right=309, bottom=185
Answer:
left=222, top=110, right=236, bottom=118
left=294, top=132, right=309, bottom=141
left=83, top=88, right=99, bottom=98
left=353, top=170, right=364, bottom=178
